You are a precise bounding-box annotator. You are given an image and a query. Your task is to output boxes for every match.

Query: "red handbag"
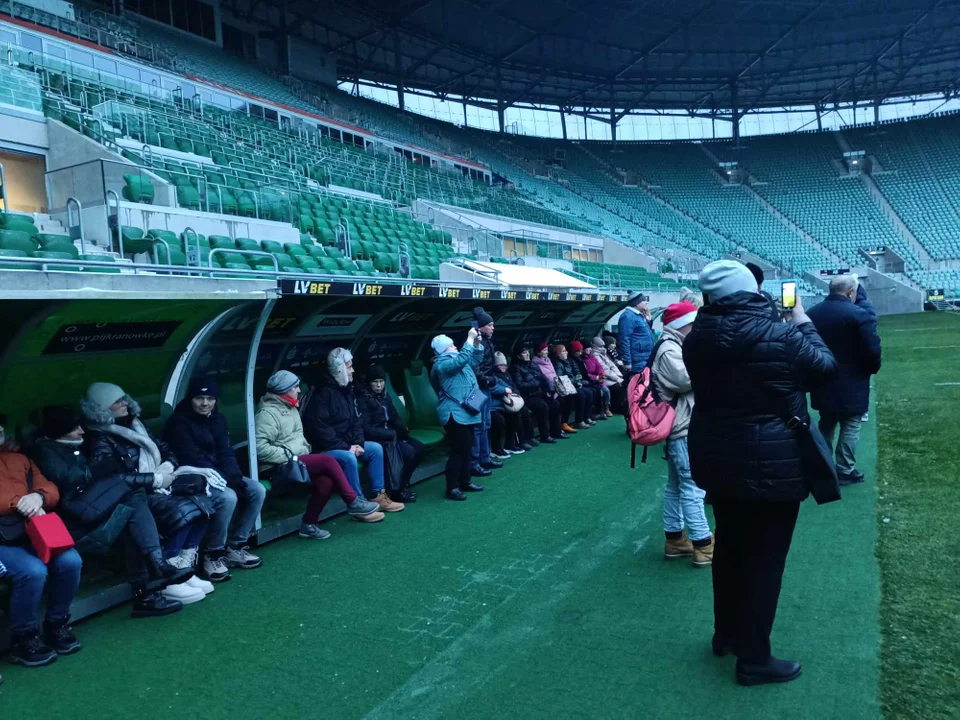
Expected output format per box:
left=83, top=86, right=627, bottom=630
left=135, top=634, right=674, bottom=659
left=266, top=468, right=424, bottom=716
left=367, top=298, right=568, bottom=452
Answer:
left=26, top=513, right=75, bottom=563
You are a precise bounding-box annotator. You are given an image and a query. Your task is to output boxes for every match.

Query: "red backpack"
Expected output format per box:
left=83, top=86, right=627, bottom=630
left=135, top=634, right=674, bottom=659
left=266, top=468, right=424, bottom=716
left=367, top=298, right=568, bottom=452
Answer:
left=627, top=338, right=676, bottom=467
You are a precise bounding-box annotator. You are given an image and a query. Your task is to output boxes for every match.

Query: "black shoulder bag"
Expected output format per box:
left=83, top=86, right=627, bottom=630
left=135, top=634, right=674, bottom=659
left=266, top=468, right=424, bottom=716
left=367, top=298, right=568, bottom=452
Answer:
left=786, top=414, right=841, bottom=505
left=270, top=445, right=311, bottom=486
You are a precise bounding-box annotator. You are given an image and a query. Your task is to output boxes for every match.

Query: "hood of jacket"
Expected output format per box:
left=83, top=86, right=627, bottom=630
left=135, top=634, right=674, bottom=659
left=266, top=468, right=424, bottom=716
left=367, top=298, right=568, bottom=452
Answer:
left=80, top=394, right=142, bottom=427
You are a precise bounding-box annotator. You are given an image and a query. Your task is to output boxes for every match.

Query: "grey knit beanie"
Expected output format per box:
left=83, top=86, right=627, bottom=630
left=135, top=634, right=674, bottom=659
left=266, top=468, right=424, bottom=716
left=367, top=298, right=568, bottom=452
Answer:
left=267, top=370, right=300, bottom=394
left=698, top=260, right=758, bottom=303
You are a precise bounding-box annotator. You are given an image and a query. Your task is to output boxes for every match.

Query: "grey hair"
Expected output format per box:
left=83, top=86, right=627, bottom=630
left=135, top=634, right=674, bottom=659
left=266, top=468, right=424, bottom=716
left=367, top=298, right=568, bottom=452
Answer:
left=829, top=275, right=858, bottom=296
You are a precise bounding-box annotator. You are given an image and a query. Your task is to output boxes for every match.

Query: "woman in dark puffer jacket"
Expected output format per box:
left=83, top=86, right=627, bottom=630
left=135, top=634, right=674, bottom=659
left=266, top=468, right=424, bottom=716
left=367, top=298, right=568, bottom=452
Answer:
left=82, top=382, right=214, bottom=607
left=683, top=260, right=835, bottom=688
left=31, top=406, right=185, bottom=618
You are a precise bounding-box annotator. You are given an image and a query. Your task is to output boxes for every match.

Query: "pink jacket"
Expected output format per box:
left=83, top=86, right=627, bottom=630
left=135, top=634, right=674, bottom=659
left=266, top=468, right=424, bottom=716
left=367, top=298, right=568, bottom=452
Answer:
left=583, top=353, right=605, bottom=383
left=532, top=355, right=558, bottom=397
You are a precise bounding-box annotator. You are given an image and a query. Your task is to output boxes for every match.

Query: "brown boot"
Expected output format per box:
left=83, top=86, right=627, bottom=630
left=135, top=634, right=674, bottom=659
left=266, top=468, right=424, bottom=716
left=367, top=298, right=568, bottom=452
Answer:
left=374, top=490, right=404, bottom=513
left=352, top=510, right=385, bottom=523
left=664, top=532, right=694, bottom=559
left=561, top=423, right=578, bottom=434
left=693, top=537, right=715, bottom=568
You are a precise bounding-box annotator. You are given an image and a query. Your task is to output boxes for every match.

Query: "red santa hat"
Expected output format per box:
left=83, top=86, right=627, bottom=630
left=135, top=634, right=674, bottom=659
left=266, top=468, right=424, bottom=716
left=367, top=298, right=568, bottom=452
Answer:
left=662, top=301, right=698, bottom=331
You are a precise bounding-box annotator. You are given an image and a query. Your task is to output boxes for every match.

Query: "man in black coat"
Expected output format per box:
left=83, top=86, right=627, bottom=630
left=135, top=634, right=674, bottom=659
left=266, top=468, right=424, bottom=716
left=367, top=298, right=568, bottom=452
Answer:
left=685, top=260, right=836, bottom=687
left=164, top=377, right=266, bottom=577
left=468, top=307, right=501, bottom=477
left=805, top=276, right=881, bottom=485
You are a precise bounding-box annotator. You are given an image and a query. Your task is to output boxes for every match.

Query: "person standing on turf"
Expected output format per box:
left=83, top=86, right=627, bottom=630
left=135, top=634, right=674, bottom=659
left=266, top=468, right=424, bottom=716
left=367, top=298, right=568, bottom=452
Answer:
left=432, top=329, right=485, bottom=501
left=805, top=275, right=881, bottom=486
left=468, top=307, right=500, bottom=478
left=650, top=301, right=714, bottom=567
left=684, top=260, right=835, bottom=687
left=745, top=262, right=781, bottom=320
left=618, top=292, right=655, bottom=376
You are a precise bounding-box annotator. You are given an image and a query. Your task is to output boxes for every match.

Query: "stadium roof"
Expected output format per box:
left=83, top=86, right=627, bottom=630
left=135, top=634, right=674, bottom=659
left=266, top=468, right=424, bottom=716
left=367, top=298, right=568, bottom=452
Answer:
left=272, top=0, right=960, bottom=114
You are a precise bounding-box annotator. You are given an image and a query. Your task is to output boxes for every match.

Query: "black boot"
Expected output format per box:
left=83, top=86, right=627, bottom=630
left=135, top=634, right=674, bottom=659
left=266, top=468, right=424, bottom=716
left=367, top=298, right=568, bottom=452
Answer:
left=461, top=482, right=484, bottom=492
left=736, top=657, right=802, bottom=686
left=131, top=584, right=183, bottom=618
left=147, top=549, right=192, bottom=585
left=9, top=631, right=57, bottom=667
left=43, top=618, right=81, bottom=656
left=445, top=488, right=467, bottom=501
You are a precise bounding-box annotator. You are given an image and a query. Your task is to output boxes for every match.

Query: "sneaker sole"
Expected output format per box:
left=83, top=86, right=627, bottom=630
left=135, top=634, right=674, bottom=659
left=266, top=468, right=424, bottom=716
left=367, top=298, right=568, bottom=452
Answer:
left=10, top=653, right=58, bottom=668
left=736, top=667, right=802, bottom=686
left=664, top=552, right=694, bottom=559
left=53, top=642, right=82, bottom=656
left=225, top=559, right=263, bottom=569
left=132, top=605, right=182, bottom=618
left=298, top=531, right=331, bottom=539
left=352, top=513, right=384, bottom=522
left=378, top=505, right=405, bottom=512
left=693, top=560, right=713, bottom=568
left=204, top=573, right=232, bottom=583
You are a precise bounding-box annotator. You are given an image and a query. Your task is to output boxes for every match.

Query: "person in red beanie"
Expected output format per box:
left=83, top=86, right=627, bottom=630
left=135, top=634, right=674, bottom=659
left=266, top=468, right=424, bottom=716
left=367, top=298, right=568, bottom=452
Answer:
left=650, top=301, right=714, bottom=568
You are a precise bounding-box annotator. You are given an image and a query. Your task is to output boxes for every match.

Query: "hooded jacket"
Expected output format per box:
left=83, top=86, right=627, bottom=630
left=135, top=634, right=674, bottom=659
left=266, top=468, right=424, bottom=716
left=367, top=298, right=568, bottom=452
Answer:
left=0, top=450, right=59, bottom=517
left=618, top=306, right=655, bottom=368
left=357, top=386, right=406, bottom=443
left=532, top=355, right=558, bottom=395
left=650, top=327, right=694, bottom=440
left=254, top=393, right=311, bottom=471
left=594, top=347, right=624, bottom=385
left=582, top=352, right=606, bottom=383
left=432, top=341, right=482, bottom=426
left=163, top=399, right=243, bottom=486
left=511, top=357, right=552, bottom=398
left=301, top=372, right=365, bottom=451
left=683, top=292, right=836, bottom=502
left=805, top=292, right=882, bottom=415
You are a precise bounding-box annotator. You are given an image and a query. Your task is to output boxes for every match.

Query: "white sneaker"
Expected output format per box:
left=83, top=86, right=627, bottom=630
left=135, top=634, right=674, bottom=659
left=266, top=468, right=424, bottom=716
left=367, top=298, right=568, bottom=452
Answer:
left=186, top=575, right=215, bottom=595
left=166, top=554, right=193, bottom=570
left=202, top=554, right=231, bottom=582
left=161, top=581, right=205, bottom=605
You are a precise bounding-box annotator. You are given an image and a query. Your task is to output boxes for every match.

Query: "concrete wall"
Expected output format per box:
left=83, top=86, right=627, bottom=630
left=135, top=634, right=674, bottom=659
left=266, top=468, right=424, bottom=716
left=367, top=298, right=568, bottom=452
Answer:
left=118, top=203, right=302, bottom=245
left=863, top=269, right=924, bottom=315
left=0, top=110, right=49, bottom=154
left=602, top=239, right=659, bottom=271
left=0, top=150, right=47, bottom=213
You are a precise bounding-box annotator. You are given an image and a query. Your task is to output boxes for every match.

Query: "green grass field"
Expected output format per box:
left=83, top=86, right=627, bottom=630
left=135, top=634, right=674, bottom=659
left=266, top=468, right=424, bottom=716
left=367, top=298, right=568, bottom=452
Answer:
left=0, top=312, right=956, bottom=719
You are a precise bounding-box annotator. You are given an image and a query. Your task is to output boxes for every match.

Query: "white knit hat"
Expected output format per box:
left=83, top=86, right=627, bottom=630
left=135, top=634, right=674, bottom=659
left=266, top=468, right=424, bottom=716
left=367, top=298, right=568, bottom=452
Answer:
left=698, top=260, right=758, bottom=303
left=493, top=351, right=507, bottom=366
left=327, top=347, right=354, bottom=387
left=431, top=334, right=454, bottom=355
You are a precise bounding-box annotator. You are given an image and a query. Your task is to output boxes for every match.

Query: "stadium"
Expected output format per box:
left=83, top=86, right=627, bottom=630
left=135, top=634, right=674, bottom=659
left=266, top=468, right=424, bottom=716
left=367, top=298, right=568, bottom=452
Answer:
left=0, top=0, right=956, bottom=716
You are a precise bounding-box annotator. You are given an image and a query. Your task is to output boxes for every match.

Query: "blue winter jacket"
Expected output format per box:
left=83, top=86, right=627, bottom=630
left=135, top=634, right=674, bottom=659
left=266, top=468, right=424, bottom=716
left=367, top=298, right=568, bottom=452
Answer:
left=433, top=341, right=483, bottom=426
left=806, top=292, right=882, bottom=414
left=489, top=368, right=513, bottom=412
left=618, top=307, right=655, bottom=369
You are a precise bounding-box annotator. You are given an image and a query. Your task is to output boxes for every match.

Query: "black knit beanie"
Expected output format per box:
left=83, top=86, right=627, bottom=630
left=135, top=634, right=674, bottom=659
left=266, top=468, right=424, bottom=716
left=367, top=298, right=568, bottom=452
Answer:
left=41, top=405, right=83, bottom=439
left=473, top=306, right=494, bottom=328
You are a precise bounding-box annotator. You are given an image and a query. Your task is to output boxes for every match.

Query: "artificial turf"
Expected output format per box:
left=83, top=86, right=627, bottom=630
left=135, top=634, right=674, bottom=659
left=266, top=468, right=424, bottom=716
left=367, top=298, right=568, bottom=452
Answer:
left=873, top=312, right=960, bottom=720
left=0, top=399, right=883, bottom=719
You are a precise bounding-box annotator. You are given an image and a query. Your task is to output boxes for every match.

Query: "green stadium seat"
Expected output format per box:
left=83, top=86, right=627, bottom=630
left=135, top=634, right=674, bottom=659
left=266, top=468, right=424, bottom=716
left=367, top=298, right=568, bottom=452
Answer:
left=402, top=360, right=446, bottom=446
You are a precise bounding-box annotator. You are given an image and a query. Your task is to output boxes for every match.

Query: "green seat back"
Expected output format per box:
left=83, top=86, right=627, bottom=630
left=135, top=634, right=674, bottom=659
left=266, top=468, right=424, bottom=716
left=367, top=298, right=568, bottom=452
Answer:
left=261, top=239, right=284, bottom=254
left=403, top=360, right=443, bottom=433
left=0, top=229, right=38, bottom=254
left=235, top=237, right=260, bottom=252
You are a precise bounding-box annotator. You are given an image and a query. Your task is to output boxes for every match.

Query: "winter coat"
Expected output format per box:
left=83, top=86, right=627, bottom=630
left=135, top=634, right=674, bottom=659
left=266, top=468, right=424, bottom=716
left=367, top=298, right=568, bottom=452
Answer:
left=806, top=293, right=882, bottom=414
left=683, top=292, right=836, bottom=503
left=254, top=393, right=312, bottom=471
left=473, top=335, right=497, bottom=391
left=85, top=422, right=212, bottom=535
left=582, top=353, right=606, bottom=384
left=595, top=347, right=624, bottom=385
left=618, top=307, right=655, bottom=369
left=650, top=327, right=694, bottom=440
left=433, top=341, right=482, bottom=426
left=357, top=387, right=406, bottom=443
left=30, top=437, right=139, bottom=539
left=511, top=358, right=552, bottom=398
left=163, top=400, right=243, bottom=486
left=532, top=356, right=559, bottom=395
left=489, top=368, right=515, bottom=412
left=301, top=374, right=365, bottom=451
left=0, top=450, right=59, bottom=517
left=554, top=357, right=582, bottom=387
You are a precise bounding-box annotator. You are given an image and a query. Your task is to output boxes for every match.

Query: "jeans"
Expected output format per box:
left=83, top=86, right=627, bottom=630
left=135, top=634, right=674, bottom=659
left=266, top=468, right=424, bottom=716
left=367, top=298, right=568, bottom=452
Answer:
left=326, top=441, right=385, bottom=496
left=471, top=389, right=492, bottom=468
left=663, top=437, right=711, bottom=541
left=0, top=545, right=83, bottom=633
left=712, top=499, right=800, bottom=662
left=227, top=477, right=267, bottom=546
left=445, top=419, right=476, bottom=491
left=164, top=518, right=208, bottom=559
left=818, top=411, right=863, bottom=475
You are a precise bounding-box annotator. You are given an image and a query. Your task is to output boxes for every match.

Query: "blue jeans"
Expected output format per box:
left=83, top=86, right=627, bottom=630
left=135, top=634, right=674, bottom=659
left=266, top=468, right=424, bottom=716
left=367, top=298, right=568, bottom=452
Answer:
left=164, top=518, right=208, bottom=559
left=0, top=545, right=82, bottom=634
left=326, top=441, right=384, bottom=496
left=203, top=477, right=267, bottom=552
left=664, top=437, right=711, bottom=541
left=471, top=390, right=492, bottom=468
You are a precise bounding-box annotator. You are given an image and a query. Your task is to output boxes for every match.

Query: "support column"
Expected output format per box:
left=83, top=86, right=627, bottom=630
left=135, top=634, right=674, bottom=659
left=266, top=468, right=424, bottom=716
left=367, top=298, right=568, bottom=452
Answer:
left=730, top=79, right=740, bottom=147
left=245, top=296, right=278, bottom=484
left=394, top=31, right=405, bottom=111
left=816, top=104, right=823, bottom=131
left=610, top=106, right=617, bottom=143
left=560, top=108, right=567, bottom=140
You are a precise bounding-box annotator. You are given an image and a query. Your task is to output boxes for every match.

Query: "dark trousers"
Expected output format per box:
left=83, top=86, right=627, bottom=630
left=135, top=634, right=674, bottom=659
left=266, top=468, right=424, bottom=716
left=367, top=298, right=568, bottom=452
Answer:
left=119, top=488, right=164, bottom=585
left=608, top=383, right=626, bottom=413
left=711, top=499, right=801, bottom=662
left=444, top=419, right=476, bottom=491
left=585, top=385, right=603, bottom=414
left=559, top=392, right=587, bottom=424
left=490, top=409, right=521, bottom=453
left=527, top=395, right=561, bottom=439
left=398, top=437, right=425, bottom=488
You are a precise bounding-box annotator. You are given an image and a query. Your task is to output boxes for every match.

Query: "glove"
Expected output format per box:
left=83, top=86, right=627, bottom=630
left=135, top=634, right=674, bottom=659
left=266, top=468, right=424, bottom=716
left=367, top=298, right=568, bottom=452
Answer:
left=157, top=461, right=175, bottom=474
left=16, top=492, right=45, bottom=517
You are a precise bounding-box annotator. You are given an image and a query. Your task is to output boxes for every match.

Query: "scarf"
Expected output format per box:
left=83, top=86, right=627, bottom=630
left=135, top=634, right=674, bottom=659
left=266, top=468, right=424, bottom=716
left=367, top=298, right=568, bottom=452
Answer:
left=56, top=438, right=84, bottom=447
left=90, top=418, right=163, bottom=473
left=278, top=393, right=298, bottom=408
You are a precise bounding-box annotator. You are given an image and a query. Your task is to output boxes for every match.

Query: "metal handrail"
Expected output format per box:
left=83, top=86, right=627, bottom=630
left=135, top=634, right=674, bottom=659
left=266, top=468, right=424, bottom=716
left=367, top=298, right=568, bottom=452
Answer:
left=207, top=248, right=280, bottom=274
left=65, top=197, right=85, bottom=255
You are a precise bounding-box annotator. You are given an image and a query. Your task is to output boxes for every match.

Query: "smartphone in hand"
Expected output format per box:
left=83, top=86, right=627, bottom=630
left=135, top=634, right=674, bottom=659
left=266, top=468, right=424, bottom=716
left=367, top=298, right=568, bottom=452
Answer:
left=781, top=281, right=797, bottom=310
left=470, top=320, right=479, bottom=330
